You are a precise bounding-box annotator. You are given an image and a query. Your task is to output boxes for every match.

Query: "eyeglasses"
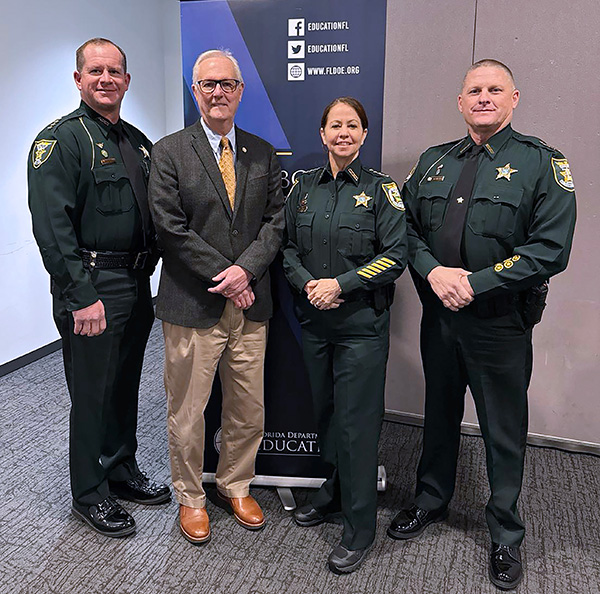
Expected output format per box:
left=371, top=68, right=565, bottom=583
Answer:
left=195, top=79, right=242, bottom=94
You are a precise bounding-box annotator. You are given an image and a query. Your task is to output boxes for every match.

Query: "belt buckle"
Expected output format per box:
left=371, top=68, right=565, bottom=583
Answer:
left=133, top=251, right=148, bottom=269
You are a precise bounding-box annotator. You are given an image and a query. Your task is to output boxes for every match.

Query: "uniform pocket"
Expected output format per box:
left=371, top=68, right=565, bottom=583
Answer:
left=295, top=211, right=315, bottom=255
left=418, top=182, right=453, bottom=231
left=336, top=212, right=376, bottom=262
left=92, top=164, right=135, bottom=215
left=468, top=187, right=523, bottom=238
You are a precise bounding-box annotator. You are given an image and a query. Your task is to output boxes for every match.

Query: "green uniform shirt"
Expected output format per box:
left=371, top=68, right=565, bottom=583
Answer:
left=283, top=158, right=407, bottom=295
left=403, top=124, right=576, bottom=296
left=27, top=101, right=152, bottom=311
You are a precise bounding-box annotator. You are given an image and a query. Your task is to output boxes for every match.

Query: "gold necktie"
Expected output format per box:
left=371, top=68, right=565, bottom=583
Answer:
left=219, top=136, right=236, bottom=209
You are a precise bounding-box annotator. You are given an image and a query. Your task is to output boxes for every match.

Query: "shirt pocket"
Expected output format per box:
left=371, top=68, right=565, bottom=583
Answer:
left=337, top=212, right=376, bottom=262
left=295, top=211, right=315, bottom=255
left=92, top=164, right=135, bottom=215
left=418, top=182, right=453, bottom=231
left=468, top=187, right=523, bottom=239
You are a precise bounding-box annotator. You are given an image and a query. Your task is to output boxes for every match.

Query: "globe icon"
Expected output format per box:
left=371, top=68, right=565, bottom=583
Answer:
left=289, top=65, right=303, bottom=78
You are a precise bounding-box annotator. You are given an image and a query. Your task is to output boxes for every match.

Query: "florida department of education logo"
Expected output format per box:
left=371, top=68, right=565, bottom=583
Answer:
left=213, top=427, right=222, bottom=454
left=32, top=139, right=57, bottom=169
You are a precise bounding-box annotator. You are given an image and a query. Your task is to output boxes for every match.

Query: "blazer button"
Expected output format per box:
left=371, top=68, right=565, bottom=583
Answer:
left=232, top=229, right=239, bottom=236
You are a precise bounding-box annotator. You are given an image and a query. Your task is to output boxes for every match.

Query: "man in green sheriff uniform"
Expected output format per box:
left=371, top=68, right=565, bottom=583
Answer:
left=283, top=153, right=407, bottom=569
left=387, top=60, right=576, bottom=590
left=27, top=38, right=169, bottom=538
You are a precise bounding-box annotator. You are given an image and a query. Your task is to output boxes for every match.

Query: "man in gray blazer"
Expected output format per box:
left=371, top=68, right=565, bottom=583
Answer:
left=148, top=49, right=284, bottom=544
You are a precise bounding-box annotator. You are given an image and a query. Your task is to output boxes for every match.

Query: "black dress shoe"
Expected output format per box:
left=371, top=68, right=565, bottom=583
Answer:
left=293, top=504, right=339, bottom=527
left=71, top=497, right=136, bottom=537
left=328, top=544, right=370, bottom=574
left=387, top=504, right=447, bottom=540
left=109, top=472, right=171, bottom=505
left=489, top=543, right=523, bottom=590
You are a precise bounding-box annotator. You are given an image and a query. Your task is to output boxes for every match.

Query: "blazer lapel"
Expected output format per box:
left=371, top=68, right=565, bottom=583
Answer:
left=233, top=127, right=250, bottom=221
left=190, top=121, right=232, bottom=216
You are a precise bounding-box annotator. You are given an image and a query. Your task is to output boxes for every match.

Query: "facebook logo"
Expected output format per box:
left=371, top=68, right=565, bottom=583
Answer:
left=288, top=40, right=305, bottom=59
left=288, top=18, right=305, bottom=37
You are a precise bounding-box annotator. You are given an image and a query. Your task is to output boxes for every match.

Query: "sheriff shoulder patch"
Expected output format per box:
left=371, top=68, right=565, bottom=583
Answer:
left=32, top=140, right=57, bottom=169
left=551, top=158, right=575, bottom=192
left=382, top=182, right=405, bottom=210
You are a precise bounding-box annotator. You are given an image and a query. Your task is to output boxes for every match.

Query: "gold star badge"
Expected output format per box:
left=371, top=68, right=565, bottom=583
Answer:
left=496, top=163, right=518, bottom=181
left=353, top=191, right=372, bottom=208
left=457, top=197, right=464, bottom=204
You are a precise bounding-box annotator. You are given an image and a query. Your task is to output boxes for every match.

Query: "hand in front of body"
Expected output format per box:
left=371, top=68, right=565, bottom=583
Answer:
left=209, top=265, right=252, bottom=298
left=230, top=287, right=255, bottom=310
left=305, top=278, right=344, bottom=310
left=427, top=266, right=474, bottom=311
left=72, top=300, right=107, bottom=336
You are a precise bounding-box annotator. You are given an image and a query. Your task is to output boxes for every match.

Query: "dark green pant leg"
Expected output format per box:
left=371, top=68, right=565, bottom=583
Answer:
left=462, top=311, right=531, bottom=546
left=333, top=309, right=388, bottom=550
left=100, top=271, right=154, bottom=481
left=55, top=296, right=120, bottom=505
left=415, top=305, right=468, bottom=512
left=300, top=327, right=342, bottom=512
left=54, top=270, right=151, bottom=504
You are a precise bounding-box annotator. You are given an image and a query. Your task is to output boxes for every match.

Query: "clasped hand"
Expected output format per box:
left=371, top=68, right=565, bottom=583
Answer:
left=427, top=266, right=474, bottom=311
left=305, top=278, right=344, bottom=310
left=208, top=265, right=255, bottom=309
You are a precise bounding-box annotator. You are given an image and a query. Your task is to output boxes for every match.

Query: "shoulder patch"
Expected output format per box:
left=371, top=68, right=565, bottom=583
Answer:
left=382, top=182, right=405, bottom=210
left=32, top=140, right=57, bottom=169
left=551, top=158, right=575, bottom=192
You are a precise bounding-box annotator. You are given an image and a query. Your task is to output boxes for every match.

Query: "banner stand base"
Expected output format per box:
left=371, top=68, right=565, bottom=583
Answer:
left=203, top=465, right=387, bottom=510
left=276, top=487, right=296, bottom=511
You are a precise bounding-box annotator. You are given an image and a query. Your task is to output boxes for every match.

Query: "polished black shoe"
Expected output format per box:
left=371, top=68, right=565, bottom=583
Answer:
left=489, top=543, right=523, bottom=590
left=71, top=497, right=136, bottom=537
left=387, top=504, right=448, bottom=540
left=109, top=472, right=171, bottom=505
left=294, top=504, right=339, bottom=527
left=328, top=544, right=370, bottom=574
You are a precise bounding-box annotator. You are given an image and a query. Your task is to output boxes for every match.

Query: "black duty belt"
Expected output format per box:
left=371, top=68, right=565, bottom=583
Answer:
left=80, top=248, right=150, bottom=270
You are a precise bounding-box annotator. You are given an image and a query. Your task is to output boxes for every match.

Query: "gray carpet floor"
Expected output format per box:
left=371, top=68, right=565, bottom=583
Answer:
left=1, top=321, right=599, bottom=594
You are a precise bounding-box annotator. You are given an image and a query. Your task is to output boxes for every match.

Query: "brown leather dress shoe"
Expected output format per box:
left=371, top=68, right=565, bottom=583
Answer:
left=179, top=504, right=210, bottom=544
left=218, top=493, right=265, bottom=530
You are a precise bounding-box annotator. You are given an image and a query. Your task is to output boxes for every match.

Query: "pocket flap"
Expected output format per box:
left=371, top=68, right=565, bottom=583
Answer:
left=92, top=164, right=128, bottom=184
left=473, top=187, right=523, bottom=206
left=419, top=181, right=453, bottom=199
left=338, top=212, right=375, bottom=232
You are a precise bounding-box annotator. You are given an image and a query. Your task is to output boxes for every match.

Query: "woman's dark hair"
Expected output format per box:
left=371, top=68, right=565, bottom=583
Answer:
left=320, top=97, right=368, bottom=130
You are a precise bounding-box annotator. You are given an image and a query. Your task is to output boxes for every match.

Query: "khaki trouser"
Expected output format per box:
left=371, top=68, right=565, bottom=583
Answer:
left=162, top=300, right=267, bottom=508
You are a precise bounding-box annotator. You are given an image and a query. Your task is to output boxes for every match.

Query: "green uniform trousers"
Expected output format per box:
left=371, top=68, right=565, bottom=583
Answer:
left=415, top=295, right=532, bottom=546
left=53, top=268, right=154, bottom=505
left=298, top=300, right=390, bottom=550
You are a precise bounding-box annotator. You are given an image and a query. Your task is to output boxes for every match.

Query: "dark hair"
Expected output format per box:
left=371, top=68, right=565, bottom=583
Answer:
left=320, top=97, right=368, bottom=130
left=463, top=59, right=515, bottom=88
left=76, top=38, right=127, bottom=73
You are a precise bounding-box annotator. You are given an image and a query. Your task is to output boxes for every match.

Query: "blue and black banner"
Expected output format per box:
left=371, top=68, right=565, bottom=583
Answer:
left=180, top=0, right=387, bottom=481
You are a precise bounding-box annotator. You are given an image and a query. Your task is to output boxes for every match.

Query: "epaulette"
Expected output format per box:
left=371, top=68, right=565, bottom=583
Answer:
left=366, top=167, right=390, bottom=178
left=513, top=132, right=563, bottom=155
left=44, top=108, right=84, bottom=132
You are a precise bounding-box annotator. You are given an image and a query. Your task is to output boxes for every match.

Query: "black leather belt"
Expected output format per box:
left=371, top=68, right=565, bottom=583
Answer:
left=80, top=248, right=150, bottom=270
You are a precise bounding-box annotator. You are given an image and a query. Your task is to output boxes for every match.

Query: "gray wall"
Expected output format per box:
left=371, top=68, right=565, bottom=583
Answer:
left=383, top=0, right=600, bottom=446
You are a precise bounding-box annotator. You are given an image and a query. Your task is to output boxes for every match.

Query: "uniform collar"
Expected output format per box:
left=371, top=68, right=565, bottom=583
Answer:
left=318, top=156, right=362, bottom=185
left=80, top=100, right=121, bottom=138
left=458, top=124, right=514, bottom=159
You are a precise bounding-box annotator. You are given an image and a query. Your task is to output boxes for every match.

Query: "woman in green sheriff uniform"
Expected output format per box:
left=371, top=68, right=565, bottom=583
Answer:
left=282, top=97, right=407, bottom=574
